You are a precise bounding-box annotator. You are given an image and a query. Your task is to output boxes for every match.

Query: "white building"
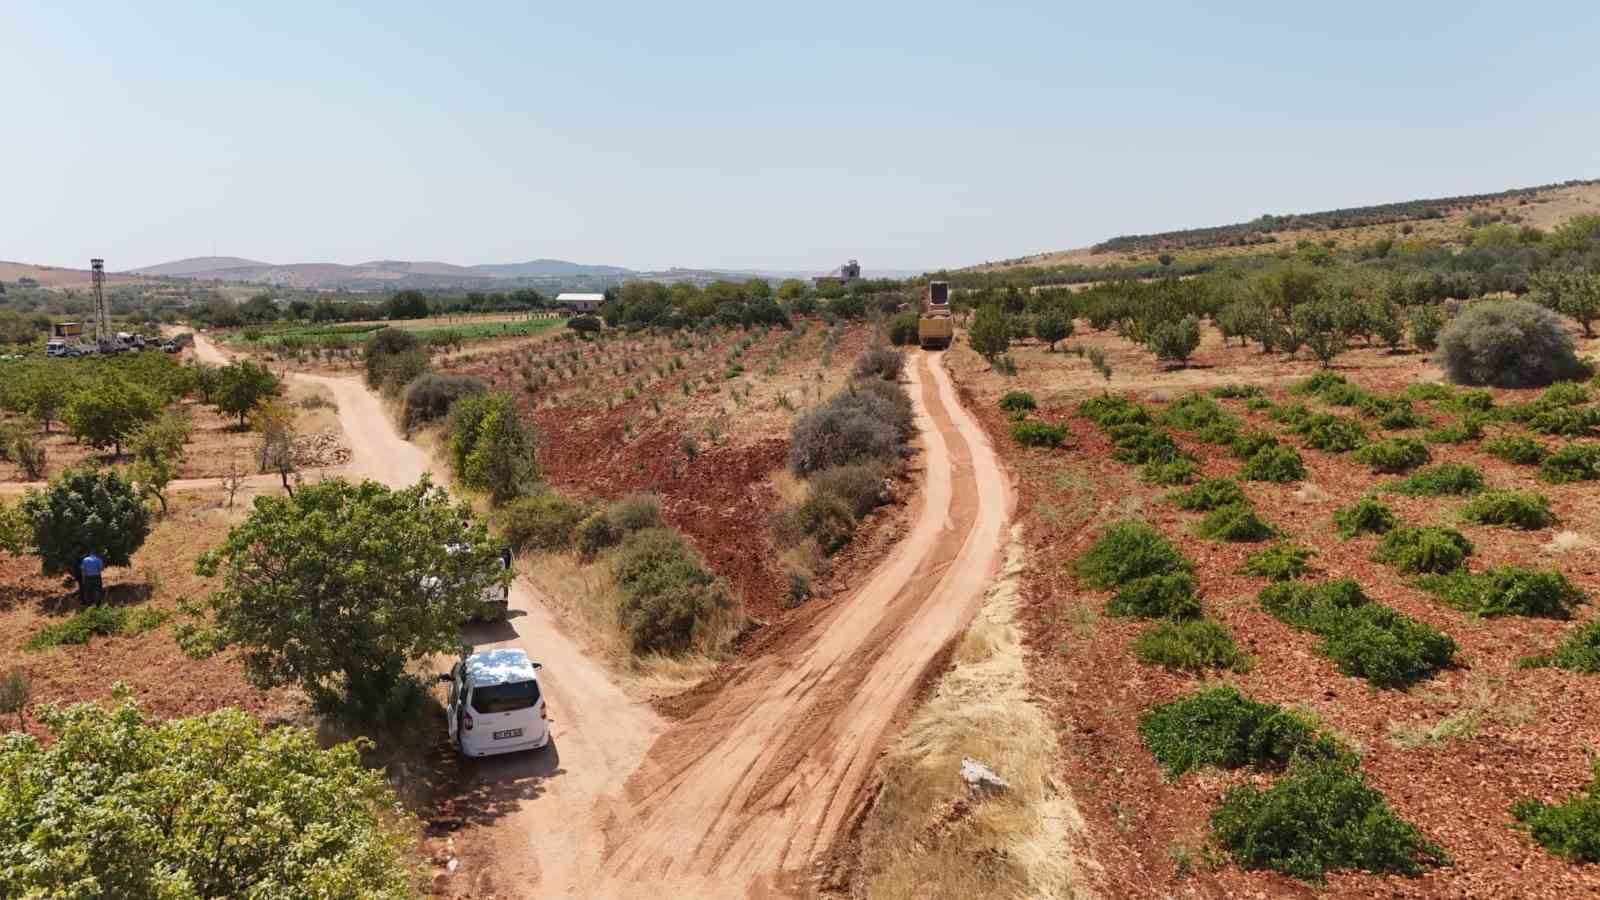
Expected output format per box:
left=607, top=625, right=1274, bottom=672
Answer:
left=555, top=292, right=605, bottom=313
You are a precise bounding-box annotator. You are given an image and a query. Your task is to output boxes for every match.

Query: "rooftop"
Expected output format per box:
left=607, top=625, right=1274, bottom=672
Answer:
left=464, top=648, right=539, bottom=687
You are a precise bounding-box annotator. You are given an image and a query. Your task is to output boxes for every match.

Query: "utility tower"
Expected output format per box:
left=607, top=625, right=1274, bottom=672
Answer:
left=91, top=258, right=112, bottom=349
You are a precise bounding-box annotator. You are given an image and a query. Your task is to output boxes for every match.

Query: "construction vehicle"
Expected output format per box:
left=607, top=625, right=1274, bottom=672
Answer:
left=917, top=281, right=954, bottom=350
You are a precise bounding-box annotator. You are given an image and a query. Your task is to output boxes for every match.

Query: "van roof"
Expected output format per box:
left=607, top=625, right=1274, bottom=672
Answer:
left=464, top=648, right=538, bottom=688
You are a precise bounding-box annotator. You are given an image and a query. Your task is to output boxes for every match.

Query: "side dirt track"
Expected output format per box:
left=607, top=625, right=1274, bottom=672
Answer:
left=170, top=333, right=1012, bottom=899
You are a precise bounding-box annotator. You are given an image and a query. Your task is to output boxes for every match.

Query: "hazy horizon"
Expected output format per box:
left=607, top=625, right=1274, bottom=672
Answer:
left=7, top=3, right=1599, bottom=273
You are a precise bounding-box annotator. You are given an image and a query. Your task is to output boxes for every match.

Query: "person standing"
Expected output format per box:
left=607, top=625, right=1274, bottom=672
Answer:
left=79, top=552, right=104, bottom=606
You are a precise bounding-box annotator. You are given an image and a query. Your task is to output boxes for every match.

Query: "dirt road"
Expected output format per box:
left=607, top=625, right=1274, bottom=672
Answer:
left=590, top=351, right=1012, bottom=896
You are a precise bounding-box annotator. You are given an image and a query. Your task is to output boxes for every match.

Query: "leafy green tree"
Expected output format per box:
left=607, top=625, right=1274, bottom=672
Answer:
left=251, top=399, right=300, bottom=496
left=18, top=369, right=68, bottom=433
left=128, top=411, right=190, bottom=516
left=0, top=688, right=415, bottom=898
left=21, top=468, right=150, bottom=583
left=364, top=328, right=426, bottom=391
left=189, top=477, right=505, bottom=714
left=1034, top=306, right=1073, bottom=351
left=968, top=303, right=1011, bottom=362
left=65, top=377, right=161, bottom=458
left=213, top=360, right=283, bottom=427
left=1533, top=270, right=1600, bottom=337
left=1291, top=298, right=1348, bottom=368
left=1148, top=316, right=1202, bottom=366
left=0, top=498, right=29, bottom=555
left=385, top=289, right=430, bottom=320
left=448, top=392, right=539, bottom=506
left=1408, top=305, right=1446, bottom=353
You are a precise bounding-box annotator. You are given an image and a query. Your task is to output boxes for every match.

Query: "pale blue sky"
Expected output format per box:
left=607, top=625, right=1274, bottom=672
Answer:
left=5, top=2, right=1597, bottom=274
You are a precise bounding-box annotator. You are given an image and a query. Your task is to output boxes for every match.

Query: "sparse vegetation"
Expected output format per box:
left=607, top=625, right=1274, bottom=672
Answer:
left=1540, top=443, right=1600, bottom=483
left=1334, top=496, right=1398, bottom=538
left=1388, top=462, right=1485, bottom=496
left=1240, top=542, right=1315, bottom=581
left=1417, top=566, right=1586, bottom=618
left=1239, top=444, right=1306, bottom=483
left=1485, top=433, right=1549, bottom=465
left=1513, top=759, right=1600, bottom=863
left=611, top=526, right=729, bottom=655
left=1195, top=502, right=1276, bottom=542
left=1258, top=579, right=1458, bottom=687
left=1011, top=420, right=1067, bottom=448
left=1106, top=572, right=1201, bottom=620
left=1138, top=686, right=1340, bottom=779
left=1169, top=476, right=1246, bottom=511
left=1074, top=521, right=1190, bottom=589
left=1133, top=619, right=1246, bottom=673
left=1459, top=490, right=1556, bottom=530
left=1353, top=437, right=1430, bottom=473
left=1374, top=525, right=1474, bottom=575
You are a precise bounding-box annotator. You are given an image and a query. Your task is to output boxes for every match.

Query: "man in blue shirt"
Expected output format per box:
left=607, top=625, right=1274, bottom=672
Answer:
left=79, top=553, right=104, bottom=606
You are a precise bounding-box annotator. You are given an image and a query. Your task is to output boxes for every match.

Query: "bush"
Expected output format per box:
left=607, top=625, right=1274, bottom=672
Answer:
left=1211, top=384, right=1264, bottom=399
left=1106, top=572, right=1201, bottom=620
left=998, top=390, right=1036, bottom=413
left=1169, top=477, right=1245, bottom=511
left=575, top=511, right=619, bottom=558
left=1375, top=399, right=1430, bottom=430
left=1074, top=521, right=1189, bottom=589
left=363, top=328, right=428, bottom=392
left=1196, top=502, right=1276, bottom=542
left=611, top=527, right=726, bottom=655
left=809, top=462, right=887, bottom=519
left=1230, top=429, right=1278, bottom=460
left=1240, top=543, right=1315, bottom=581
left=1213, top=757, right=1448, bottom=882
left=1374, top=526, right=1473, bottom=575
left=887, top=311, right=919, bottom=346
left=1107, top=423, right=1186, bottom=465
left=575, top=493, right=663, bottom=558
left=1459, top=490, right=1556, bottom=530
left=1423, top=415, right=1484, bottom=444
left=1399, top=382, right=1455, bottom=403
left=0, top=692, right=415, bottom=898
left=789, top=394, right=903, bottom=475
left=1010, top=420, right=1067, bottom=448
left=499, top=492, right=584, bottom=552
left=1485, top=433, right=1548, bottom=465
left=1158, top=393, right=1239, bottom=441
left=1333, top=496, right=1397, bottom=538
left=1140, top=458, right=1198, bottom=485
left=851, top=346, right=904, bottom=381
left=1133, top=619, right=1246, bottom=673
left=789, top=489, right=856, bottom=555
left=1417, top=566, right=1586, bottom=618
left=1295, top=413, right=1367, bottom=453
left=1535, top=620, right=1600, bottom=672
left=1137, top=685, right=1340, bottom=779
left=1077, top=394, right=1150, bottom=428
left=1353, top=437, right=1430, bottom=473
left=1540, top=443, right=1600, bottom=483
left=1389, top=462, right=1485, bottom=496
left=1293, top=371, right=1348, bottom=396
left=1437, top=300, right=1581, bottom=387
left=1442, top=387, right=1496, bottom=413
left=24, top=604, right=167, bottom=651
left=1239, top=444, right=1306, bottom=483
left=1259, top=580, right=1457, bottom=688
left=1512, top=760, right=1600, bottom=863
left=401, top=372, right=486, bottom=431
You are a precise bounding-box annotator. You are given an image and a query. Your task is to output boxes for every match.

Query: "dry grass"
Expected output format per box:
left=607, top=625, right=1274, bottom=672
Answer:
left=854, top=528, right=1093, bottom=899
left=1385, top=674, right=1538, bottom=750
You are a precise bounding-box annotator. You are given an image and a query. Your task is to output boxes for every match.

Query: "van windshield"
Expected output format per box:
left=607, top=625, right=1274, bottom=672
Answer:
left=471, top=680, right=540, bottom=713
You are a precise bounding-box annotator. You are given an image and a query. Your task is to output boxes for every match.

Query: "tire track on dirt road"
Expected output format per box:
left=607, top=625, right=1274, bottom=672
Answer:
left=598, top=350, right=1012, bottom=897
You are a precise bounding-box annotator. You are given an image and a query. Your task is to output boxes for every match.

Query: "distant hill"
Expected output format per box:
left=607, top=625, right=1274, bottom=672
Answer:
left=130, top=256, right=271, bottom=277
left=973, top=178, right=1600, bottom=272
left=469, top=259, right=633, bottom=278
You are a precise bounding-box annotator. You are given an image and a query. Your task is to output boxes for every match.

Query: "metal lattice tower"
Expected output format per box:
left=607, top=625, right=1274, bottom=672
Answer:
left=90, top=258, right=111, bottom=348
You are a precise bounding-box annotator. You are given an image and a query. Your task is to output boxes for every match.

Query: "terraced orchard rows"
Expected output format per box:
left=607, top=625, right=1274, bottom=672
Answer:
left=989, top=366, right=1600, bottom=897
left=441, top=321, right=871, bottom=620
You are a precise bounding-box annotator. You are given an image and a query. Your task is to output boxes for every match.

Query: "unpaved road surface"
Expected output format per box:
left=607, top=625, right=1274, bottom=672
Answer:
left=594, top=351, right=1012, bottom=896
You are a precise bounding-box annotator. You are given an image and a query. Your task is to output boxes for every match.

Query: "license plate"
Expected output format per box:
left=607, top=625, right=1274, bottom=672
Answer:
left=493, top=728, right=523, bottom=740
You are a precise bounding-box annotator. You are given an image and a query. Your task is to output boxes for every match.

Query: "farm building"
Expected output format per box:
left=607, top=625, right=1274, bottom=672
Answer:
left=555, top=292, right=605, bottom=313
left=813, top=259, right=862, bottom=288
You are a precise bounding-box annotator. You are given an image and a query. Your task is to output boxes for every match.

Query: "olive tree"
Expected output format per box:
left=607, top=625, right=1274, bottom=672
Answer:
left=250, top=399, right=299, bottom=496
left=1148, top=316, right=1202, bottom=367
left=21, top=468, right=150, bottom=583
left=1290, top=297, right=1348, bottom=368
left=1533, top=270, right=1600, bottom=337
left=0, top=689, right=415, bottom=898
left=187, top=477, right=505, bottom=715
left=1034, top=306, right=1073, bottom=351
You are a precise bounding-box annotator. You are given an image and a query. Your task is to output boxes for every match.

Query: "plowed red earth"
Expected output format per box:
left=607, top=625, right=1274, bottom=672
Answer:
left=950, top=337, right=1600, bottom=899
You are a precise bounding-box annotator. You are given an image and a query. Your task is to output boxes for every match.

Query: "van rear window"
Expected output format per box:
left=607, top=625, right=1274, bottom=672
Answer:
left=471, top=680, right=540, bottom=713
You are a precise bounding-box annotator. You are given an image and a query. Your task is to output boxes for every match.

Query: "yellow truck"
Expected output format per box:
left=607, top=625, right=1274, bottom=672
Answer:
left=917, top=281, right=953, bottom=349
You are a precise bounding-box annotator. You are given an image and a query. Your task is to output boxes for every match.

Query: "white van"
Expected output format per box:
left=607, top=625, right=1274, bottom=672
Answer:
left=442, top=648, right=549, bottom=757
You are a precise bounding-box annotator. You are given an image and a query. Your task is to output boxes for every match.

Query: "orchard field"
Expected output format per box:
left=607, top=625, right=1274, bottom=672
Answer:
left=946, top=311, right=1600, bottom=897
